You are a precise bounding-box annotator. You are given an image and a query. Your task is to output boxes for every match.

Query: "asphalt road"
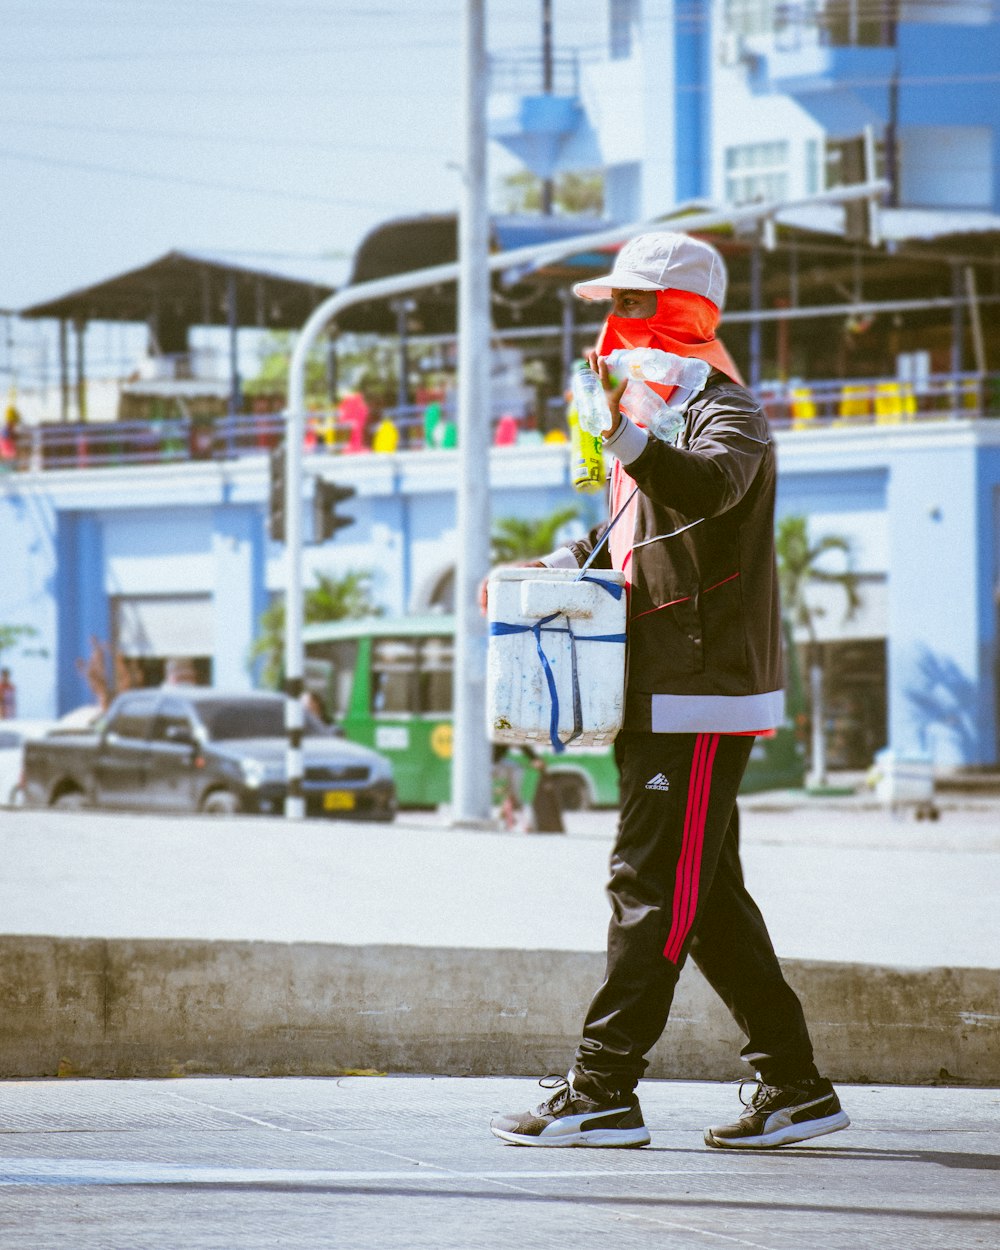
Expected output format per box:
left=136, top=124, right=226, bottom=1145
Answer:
left=0, top=1076, right=996, bottom=1250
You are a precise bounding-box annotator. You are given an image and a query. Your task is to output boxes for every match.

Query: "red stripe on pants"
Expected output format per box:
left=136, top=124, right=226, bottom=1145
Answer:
left=662, top=733, right=720, bottom=964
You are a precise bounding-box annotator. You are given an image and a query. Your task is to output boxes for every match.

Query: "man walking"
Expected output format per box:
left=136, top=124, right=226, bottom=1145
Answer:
left=490, top=232, right=849, bottom=1151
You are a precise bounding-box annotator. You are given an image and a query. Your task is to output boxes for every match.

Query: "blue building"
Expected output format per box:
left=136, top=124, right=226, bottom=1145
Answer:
left=3, top=385, right=1000, bottom=774
left=491, top=2, right=1000, bottom=226
left=740, top=1, right=1000, bottom=215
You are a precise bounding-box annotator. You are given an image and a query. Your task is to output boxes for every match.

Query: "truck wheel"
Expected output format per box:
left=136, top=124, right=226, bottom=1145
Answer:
left=53, top=790, right=85, bottom=810
left=201, top=790, right=239, bottom=815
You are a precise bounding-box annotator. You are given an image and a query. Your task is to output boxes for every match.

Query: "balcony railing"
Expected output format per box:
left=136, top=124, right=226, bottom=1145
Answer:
left=727, top=1, right=897, bottom=48
left=0, top=401, right=488, bottom=473
left=2, top=372, right=998, bottom=475
left=759, top=372, right=1000, bottom=430
left=488, top=49, right=583, bottom=97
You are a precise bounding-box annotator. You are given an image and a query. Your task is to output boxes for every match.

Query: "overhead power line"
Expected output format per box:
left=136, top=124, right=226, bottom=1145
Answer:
left=0, top=117, right=453, bottom=159
left=0, top=82, right=460, bottom=99
left=0, top=146, right=434, bottom=211
left=0, top=38, right=462, bottom=64
left=2, top=1, right=464, bottom=25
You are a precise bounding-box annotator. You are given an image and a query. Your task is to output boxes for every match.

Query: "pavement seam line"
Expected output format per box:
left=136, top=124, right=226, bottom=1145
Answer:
left=160, top=1090, right=780, bottom=1248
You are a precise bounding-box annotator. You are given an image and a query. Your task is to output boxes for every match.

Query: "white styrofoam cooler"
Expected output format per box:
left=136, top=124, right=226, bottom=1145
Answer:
left=872, top=749, right=935, bottom=806
left=486, top=566, right=627, bottom=750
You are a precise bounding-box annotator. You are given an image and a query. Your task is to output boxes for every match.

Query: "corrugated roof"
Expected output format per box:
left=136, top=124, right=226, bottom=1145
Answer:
left=178, top=249, right=351, bottom=290
left=20, top=249, right=343, bottom=328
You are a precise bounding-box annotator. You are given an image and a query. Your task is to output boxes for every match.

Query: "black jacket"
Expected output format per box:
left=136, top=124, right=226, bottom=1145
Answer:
left=564, top=375, right=785, bottom=733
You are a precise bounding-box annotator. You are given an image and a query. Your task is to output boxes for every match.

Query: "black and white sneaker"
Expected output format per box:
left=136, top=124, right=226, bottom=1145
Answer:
left=490, top=1075, right=651, bottom=1148
left=704, top=1077, right=850, bottom=1149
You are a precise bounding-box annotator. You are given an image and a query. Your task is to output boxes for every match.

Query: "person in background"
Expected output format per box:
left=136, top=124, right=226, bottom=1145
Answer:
left=0, top=668, right=16, bottom=719
left=163, top=657, right=198, bottom=686
left=0, top=395, right=19, bottom=466
left=302, top=689, right=330, bottom=726
left=488, top=232, right=849, bottom=1152
left=491, top=744, right=565, bottom=835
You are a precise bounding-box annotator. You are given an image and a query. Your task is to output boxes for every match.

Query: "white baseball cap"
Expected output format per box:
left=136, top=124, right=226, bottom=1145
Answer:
left=573, top=231, right=727, bottom=310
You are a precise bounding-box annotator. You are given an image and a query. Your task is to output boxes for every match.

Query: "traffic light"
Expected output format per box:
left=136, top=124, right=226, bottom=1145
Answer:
left=313, top=479, right=356, bottom=543
left=268, top=442, right=286, bottom=543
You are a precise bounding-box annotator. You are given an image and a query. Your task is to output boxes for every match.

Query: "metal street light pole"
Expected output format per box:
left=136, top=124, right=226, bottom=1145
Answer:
left=451, top=0, right=493, bottom=826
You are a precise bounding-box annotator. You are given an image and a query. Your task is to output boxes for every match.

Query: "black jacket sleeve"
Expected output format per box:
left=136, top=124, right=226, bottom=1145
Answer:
left=625, top=383, right=771, bottom=521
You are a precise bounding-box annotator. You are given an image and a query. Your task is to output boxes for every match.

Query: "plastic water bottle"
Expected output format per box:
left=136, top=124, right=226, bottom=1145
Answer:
left=567, top=404, right=606, bottom=493
left=621, top=380, right=685, bottom=445
left=570, top=360, right=612, bottom=437
left=602, top=349, right=711, bottom=411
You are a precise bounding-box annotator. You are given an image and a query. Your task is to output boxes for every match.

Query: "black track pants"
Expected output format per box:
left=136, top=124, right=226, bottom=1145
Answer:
left=573, top=730, right=817, bottom=1098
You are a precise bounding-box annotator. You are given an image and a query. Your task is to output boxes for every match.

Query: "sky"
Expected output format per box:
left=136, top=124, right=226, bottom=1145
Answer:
left=0, top=0, right=608, bottom=319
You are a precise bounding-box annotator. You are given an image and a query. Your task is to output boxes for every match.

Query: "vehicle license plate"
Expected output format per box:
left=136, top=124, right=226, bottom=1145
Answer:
left=323, top=790, right=355, bottom=811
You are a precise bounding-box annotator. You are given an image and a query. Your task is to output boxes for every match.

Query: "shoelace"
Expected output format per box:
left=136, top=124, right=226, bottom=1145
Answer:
left=739, top=1079, right=781, bottom=1112
left=739, top=1077, right=817, bottom=1113
left=537, top=1074, right=574, bottom=1114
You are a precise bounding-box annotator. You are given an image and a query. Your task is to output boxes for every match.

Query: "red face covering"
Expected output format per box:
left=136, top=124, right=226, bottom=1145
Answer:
left=596, top=288, right=745, bottom=395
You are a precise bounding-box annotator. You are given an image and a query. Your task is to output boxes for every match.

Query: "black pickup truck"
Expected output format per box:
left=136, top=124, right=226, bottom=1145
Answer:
left=22, top=688, right=396, bottom=820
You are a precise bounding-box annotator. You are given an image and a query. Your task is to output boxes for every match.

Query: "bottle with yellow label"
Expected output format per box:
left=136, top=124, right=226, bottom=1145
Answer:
left=567, top=402, right=606, bottom=493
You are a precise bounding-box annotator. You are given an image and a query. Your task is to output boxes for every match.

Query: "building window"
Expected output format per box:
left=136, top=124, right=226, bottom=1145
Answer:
left=725, top=140, right=790, bottom=204
left=609, top=0, right=639, bottom=59
left=724, top=0, right=780, bottom=37
left=825, top=134, right=887, bottom=190
left=822, top=0, right=896, bottom=48
left=724, top=0, right=942, bottom=45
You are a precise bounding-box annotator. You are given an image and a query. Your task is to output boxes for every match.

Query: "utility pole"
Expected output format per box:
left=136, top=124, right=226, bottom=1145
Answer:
left=748, top=228, right=763, bottom=391
left=541, top=0, right=554, bottom=215
left=451, top=0, right=493, bottom=826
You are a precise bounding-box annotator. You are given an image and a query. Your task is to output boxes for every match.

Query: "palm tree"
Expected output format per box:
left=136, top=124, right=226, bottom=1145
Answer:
left=491, top=505, right=581, bottom=565
left=250, top=570, right=379, bottom=691
left=0, top=623, right=40, bottom=667
left=775, top=515, right=861, bottom=789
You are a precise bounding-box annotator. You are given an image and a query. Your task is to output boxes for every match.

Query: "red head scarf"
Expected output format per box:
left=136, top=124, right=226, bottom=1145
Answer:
left=596, top=288, right=744, bottom=393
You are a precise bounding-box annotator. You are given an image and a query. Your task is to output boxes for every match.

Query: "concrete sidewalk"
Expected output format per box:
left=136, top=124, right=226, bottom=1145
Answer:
left=0, top=801, right=997, bottom=1084
left=0, top=1076, right=997, bottom=1250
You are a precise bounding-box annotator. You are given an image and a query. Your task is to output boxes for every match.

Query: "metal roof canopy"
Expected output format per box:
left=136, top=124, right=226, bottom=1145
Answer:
left=337, top=212, right=611, bottom=335
left=724, top=221, right=1000, bottom=308
left=19, top=214, right=1000, bottom=342
left=337, top=209, right=1000, bottom=352
left=19, top=250, right=338, bottom=344
left=18, top=249, right=343, bottom=421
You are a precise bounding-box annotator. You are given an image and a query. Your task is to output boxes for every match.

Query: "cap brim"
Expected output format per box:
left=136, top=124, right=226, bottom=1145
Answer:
left=572, top=269, right=664, bottom=301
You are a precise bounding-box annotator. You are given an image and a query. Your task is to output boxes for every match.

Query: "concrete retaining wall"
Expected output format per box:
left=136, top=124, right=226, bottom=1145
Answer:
left=1, top=935, right=996, bottom=1084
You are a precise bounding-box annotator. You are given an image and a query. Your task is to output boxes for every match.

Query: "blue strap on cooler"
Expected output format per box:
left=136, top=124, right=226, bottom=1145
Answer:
left=490, top=573, right=626, bottom=753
